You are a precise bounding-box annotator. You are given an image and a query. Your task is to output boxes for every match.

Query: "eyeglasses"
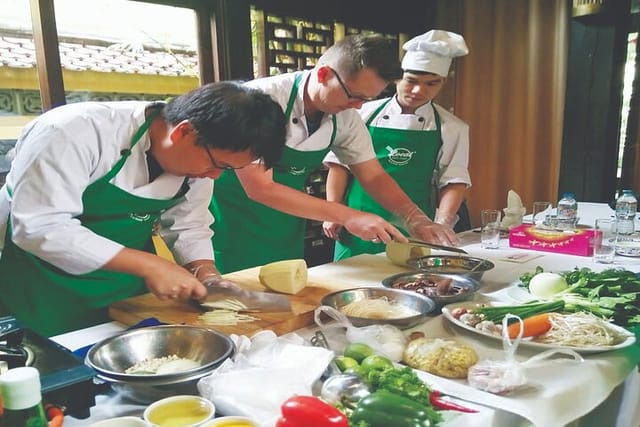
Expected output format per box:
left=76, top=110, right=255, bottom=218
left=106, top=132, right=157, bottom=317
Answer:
left=202, top=146, right=244, bottom=170
left=328, top=67, right=376, bottom=102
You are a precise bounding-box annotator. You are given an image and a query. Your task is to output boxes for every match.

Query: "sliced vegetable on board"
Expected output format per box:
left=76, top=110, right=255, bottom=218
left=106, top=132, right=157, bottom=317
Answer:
left=259, top=259, right=308, bottom=294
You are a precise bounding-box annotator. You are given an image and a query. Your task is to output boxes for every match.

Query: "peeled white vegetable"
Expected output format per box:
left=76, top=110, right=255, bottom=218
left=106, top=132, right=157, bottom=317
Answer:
left=258, top=259, right=308, bottom=294
left=385, top=241, right=431, bottom=266
left=528, top=272, right=568, bottom=298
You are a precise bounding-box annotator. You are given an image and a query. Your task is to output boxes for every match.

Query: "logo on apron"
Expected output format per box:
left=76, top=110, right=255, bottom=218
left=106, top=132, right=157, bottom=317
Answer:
left=386, top=146, right=415, bottom=166
left=129, top=213, right=152, bottom=222
left=288, top=166, right=307, bottom=176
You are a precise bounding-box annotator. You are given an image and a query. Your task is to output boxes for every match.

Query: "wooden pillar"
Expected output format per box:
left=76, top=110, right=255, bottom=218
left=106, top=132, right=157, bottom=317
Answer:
left=29, top=0, right=65, bottom=111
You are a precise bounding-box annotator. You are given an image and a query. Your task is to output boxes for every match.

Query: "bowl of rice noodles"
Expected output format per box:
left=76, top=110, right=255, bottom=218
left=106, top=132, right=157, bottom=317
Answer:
left=85, top=325, right=234, bottom=403
left=320, top=287, right=436, bottom=329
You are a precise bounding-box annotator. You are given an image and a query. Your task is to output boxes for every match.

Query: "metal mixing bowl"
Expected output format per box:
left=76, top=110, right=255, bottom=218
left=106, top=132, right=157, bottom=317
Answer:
left=320, top=287, right=436, bottom=329
left=85, top=325, right=234, bottom=403
left=382, top=272, right=480, bottom=308
left=407, top=255, right=494, bottom=281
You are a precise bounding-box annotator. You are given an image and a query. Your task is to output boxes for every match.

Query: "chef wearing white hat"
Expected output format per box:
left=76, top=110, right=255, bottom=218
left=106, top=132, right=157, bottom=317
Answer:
left=401, top=29, right=469, bottom=77
left=323, top=30, right=472, bottom=261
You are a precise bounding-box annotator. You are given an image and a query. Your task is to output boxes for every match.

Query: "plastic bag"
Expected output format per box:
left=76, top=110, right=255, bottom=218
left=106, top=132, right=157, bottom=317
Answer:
left=467, top=314, right=583, bottom=394
left=314, top=305, right=406, bottom=362
left=197, top=331, right=334, bottom=427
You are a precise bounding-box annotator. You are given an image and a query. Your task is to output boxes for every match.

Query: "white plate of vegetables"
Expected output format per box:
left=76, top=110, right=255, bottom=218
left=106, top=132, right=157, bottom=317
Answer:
left=442, top=301, right=636, bottom=354
left=507, top=267, right=640, bottom=329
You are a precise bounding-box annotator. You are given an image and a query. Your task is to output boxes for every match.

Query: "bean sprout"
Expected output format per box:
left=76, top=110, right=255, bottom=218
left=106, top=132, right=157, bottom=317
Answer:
left=534, top=312, right=625, bottom=347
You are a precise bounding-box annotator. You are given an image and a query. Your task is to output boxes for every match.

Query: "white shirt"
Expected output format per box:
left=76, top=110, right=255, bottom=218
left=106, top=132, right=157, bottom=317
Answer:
left=245, top=70, right=375, bottom=164
left=325, top=97, right=471, bottom=189
left=0, top=101, right=214, bottom=275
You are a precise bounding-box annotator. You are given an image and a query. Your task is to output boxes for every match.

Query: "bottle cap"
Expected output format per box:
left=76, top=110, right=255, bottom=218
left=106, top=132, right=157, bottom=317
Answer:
left=0, top=366, right=42, bottom=410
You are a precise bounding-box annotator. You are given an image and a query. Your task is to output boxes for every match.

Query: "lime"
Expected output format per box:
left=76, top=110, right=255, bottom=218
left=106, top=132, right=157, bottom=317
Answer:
left=334, top=356, right=359, bottom=372
left=360, top=354, right=394, bottom=372
left=343, top=343, right=375, bottom=363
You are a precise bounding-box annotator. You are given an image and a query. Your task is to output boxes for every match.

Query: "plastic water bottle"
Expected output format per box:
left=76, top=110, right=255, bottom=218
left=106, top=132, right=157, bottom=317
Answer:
left=557, top=192, right=578, bottom=229
left=615, top=189, right=637, bottom=235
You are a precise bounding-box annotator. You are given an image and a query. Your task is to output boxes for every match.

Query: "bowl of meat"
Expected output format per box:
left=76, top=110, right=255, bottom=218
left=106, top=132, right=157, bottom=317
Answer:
left=381, top=272, right=480, bottom=309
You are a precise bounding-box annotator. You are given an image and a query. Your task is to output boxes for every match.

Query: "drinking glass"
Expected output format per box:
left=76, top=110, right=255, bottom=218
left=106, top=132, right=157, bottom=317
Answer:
left=593, top=218, right=617, bottom=264
left=532, top=201, right=553, bottom=228
left=481, top=209, right=501, bottom=249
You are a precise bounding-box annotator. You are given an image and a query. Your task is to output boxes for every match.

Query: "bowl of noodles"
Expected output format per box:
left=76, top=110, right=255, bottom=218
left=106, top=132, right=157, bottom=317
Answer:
left=320, top=287, right=437, bottom=329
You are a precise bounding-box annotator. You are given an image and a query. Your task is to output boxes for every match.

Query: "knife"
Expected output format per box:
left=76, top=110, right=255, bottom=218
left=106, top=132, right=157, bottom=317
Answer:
left=404, top=238, right=469, bottom=254
left=193, top=282, right=292, bottom=313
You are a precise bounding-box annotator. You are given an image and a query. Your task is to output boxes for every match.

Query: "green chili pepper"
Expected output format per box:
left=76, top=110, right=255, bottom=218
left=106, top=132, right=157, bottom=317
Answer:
left=350, top=389, right=442, bottom=427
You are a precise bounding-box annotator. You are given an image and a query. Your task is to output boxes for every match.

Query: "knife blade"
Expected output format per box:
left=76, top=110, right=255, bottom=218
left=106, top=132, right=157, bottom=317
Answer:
left=404, top=238, right=469, bottom=254
left=194, top=283, right=292, bottom=313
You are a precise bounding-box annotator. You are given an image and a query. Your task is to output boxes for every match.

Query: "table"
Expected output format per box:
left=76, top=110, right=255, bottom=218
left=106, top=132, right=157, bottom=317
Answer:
left=53, top=216, right=640, bottom=427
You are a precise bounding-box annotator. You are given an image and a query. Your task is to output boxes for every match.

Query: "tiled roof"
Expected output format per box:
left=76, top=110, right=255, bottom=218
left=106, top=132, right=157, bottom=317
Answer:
left=0, top=32, right=198, bottom=76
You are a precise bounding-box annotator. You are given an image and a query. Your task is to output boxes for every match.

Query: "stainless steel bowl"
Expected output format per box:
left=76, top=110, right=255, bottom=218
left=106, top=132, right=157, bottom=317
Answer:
left=382, top=272, right=480, bottom=308
left=85, top=325, right=234, bottom=403
left=320, top=287, right=436, bottom=329
left=406, top=255, right=494, bottom=281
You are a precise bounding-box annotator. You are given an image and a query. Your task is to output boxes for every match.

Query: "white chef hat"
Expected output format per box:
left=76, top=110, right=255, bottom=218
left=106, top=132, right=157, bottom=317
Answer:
left=401, top=30, right=469, bottom=77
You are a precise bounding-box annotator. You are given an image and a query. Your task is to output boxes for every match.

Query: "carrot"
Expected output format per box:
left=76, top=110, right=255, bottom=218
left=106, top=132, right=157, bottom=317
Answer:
left=507, top=312, right=552, bottom=339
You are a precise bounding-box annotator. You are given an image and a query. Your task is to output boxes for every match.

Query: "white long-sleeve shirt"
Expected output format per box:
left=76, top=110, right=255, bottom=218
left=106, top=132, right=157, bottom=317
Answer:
left=0, top=101, right=214, bottom=274
left=245, top=70, right=376, bottom=163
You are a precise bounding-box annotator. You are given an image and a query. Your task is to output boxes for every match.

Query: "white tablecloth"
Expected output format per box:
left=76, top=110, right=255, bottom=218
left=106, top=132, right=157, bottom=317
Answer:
left=54, top=210, right=640, bottom=427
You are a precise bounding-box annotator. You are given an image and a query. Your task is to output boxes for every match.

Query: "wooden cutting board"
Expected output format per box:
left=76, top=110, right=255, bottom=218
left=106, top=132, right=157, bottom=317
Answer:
left=109, top=266, right=334, bottom=336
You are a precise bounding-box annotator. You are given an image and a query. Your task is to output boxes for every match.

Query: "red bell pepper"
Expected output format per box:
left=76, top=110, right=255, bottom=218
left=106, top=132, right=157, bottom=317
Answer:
left=276, top=395, right=348, bottom=427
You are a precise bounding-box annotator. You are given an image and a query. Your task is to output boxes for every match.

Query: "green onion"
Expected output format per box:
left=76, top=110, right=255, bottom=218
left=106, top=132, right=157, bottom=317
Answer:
left=474, top=300, right=565, bottom=323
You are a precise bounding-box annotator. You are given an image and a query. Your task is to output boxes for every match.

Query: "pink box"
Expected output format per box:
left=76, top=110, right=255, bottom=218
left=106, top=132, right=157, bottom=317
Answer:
left=508, top=224, right=596, bottom=256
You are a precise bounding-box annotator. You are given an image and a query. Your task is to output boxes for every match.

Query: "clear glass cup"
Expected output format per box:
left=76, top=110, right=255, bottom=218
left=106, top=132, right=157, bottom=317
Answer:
left=481, top=209, right=501, bottom=249
left=593, top=218, right=617, bottom=264
left=532, top=201, right=553, bottom=228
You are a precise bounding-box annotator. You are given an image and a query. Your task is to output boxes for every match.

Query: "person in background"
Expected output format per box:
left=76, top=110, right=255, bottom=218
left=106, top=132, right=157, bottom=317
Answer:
left=210, top=34, right=458, bottom=274
left=323, top=30, right=470, bottom=260
left=0, top=82, right=286, bottom=336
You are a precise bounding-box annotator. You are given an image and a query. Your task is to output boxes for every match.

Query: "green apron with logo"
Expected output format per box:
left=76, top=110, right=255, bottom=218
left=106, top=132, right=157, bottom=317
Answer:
left=210, top=73, right=336, bottom=273
left=0, top=110, right=186, bottom=336
left=334, top=99, right=442, bottom=261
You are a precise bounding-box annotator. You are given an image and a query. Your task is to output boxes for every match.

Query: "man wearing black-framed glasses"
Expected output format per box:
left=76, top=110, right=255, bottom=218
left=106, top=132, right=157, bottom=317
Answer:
left=0, top=82, right=287, bottom=336
left=210, top=34, right=458, bottom=274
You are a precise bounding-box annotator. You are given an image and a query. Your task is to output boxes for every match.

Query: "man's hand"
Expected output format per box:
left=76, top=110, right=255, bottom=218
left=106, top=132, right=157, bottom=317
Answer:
left=396, top=204, right=458, bottom=246
left=322, top=221, right=343, bottom=240
left=411, top=221, right=458, bottom=246
left=142, top=259, right=208, bottom=301
left=343, top=210, right=407, bottom=244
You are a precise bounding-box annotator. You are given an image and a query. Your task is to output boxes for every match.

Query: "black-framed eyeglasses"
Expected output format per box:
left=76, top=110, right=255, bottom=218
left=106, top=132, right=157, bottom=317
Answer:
left=202, top=146, right=244, bottom=170
left=328, top=67, right=376, bottom=102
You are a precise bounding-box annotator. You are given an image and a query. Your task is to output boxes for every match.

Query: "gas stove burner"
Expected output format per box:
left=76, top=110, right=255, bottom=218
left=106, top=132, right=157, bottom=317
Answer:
left=0, top=315, right=98, bottom=419
left=0, top=342, right=34, bottom=368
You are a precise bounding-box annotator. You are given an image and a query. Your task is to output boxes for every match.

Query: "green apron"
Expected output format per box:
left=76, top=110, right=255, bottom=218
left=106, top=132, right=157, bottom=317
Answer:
left=0, top=109, right=186, bottom=336
left=211, top=73, right=336, bottom=273
left=334, top=99, right=442, bottom=261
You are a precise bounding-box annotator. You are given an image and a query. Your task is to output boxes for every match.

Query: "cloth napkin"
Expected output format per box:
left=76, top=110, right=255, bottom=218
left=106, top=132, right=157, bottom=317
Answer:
left=501, top=190, right=526, bottom=229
